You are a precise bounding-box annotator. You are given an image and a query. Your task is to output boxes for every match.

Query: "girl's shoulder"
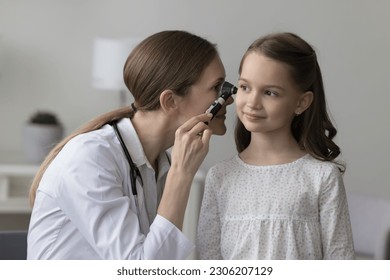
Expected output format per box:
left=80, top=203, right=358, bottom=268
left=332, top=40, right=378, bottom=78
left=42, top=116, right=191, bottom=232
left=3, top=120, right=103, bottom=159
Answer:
left=303, top=153, right=341, bottom=169
left=207, top=154, right=343, bottom=178
left=207, top=156, right=240, bottom=176
left=301, top=154, right=343, bottom=180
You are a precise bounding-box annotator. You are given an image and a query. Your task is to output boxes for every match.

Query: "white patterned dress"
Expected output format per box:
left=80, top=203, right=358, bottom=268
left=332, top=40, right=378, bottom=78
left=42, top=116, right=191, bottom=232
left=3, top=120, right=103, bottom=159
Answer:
left=197, top=154, right=355, bottom=259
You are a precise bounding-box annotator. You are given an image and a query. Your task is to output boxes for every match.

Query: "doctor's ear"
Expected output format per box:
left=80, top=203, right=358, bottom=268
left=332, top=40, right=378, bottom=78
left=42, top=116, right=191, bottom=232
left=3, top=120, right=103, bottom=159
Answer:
left=160, top=90, right=180, bottom=114
left=295, top=91, right=314, bottom=115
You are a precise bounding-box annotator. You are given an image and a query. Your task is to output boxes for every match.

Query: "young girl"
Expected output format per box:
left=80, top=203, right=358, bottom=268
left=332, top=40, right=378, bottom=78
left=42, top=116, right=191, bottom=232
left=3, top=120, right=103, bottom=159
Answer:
left=197, top=32, right=355, bottom=260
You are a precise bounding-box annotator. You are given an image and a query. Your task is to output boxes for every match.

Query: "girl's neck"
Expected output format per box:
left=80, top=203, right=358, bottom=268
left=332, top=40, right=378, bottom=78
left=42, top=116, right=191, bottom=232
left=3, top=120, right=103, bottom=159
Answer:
left=240, top=132, right=306, bottom=166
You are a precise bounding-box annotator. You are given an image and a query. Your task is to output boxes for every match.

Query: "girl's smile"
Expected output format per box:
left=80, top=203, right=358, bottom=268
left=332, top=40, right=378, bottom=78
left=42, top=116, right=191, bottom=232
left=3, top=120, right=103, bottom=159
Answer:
left=243, top=112, right=266, bottom=121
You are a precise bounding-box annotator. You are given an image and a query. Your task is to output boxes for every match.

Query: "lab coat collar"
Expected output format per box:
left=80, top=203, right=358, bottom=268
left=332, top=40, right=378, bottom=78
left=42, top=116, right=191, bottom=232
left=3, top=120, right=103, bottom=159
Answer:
left=116, top=118, right=170, bottom=177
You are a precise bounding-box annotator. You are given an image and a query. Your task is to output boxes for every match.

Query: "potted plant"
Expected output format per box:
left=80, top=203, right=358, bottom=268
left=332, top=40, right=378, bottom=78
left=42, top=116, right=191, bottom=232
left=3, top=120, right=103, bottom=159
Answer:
left=23, top=111, right=64, bottom=164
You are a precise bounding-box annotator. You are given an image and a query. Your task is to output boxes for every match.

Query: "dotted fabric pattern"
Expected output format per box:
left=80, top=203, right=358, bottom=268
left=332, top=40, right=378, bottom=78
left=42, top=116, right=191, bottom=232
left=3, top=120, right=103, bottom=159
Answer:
left=197, top=154, right=355, bottom=260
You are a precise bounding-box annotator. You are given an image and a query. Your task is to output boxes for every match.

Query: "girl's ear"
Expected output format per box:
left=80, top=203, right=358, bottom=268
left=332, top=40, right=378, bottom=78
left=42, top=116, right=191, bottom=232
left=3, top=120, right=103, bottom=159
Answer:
left=160, top=89, right=179, bottom=114
left=295, top=91, right=314, bottom=115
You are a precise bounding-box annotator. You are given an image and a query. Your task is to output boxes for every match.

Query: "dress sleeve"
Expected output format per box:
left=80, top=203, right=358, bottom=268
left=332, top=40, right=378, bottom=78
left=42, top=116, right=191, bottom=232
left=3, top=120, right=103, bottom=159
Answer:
left=55, top=137, right=193, bottom=259
left=196, top=168, right=222, bottom=259
left=319, top=166, right=355, bottom=259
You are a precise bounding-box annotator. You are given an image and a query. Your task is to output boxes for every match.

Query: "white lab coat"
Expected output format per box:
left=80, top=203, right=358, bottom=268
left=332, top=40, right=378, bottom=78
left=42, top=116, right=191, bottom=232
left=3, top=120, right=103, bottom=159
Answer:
left=27, top=118, right=194, bottom=259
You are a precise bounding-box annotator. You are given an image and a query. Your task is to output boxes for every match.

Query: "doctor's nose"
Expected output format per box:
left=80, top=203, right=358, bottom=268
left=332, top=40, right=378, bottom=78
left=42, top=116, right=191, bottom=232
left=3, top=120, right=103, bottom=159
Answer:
left=225, top=95, right=234, bottom=106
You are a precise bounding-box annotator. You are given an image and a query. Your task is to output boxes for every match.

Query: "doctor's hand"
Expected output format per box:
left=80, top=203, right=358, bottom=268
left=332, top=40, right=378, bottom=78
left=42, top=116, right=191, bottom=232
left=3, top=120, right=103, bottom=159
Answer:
left=170, top=113, right=213, bottom=177
left=159, top=113, right=212, bottom=230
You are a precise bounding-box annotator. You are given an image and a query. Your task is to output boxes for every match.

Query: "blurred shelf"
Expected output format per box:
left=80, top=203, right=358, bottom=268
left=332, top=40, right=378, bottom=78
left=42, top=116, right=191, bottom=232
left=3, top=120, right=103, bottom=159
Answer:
left=0, top=164, right=39, bottom=175
left=0, top=197, right=31, bottom=214
left=0, top=157, right=39, bottom=213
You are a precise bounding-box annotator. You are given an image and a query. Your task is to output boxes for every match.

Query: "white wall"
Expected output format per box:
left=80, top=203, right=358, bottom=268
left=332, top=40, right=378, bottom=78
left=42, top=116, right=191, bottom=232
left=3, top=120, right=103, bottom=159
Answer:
left=1, top=0, right=389, bottom=199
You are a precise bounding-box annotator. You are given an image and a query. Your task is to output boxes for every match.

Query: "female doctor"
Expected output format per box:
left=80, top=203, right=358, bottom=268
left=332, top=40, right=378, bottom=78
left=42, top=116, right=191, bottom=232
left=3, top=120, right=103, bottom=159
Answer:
left=27, top=30, right=233, bottom=259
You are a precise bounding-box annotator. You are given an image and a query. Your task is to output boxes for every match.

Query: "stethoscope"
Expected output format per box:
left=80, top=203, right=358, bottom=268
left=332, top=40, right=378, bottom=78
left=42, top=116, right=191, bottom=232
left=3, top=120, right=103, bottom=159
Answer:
left=111, top=120, right=143, bottom=220
left=111, top=120, right=171, bottom=231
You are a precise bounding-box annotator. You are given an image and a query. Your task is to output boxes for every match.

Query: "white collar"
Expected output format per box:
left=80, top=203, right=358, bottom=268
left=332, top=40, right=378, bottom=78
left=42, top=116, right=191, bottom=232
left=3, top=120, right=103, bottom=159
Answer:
left=116, top=118, right=170, bottom=176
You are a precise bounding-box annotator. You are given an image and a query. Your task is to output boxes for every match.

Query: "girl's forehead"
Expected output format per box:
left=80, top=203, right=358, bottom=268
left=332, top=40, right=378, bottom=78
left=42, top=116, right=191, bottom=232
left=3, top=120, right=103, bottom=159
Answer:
left=241, top=53, right=293, bottom=84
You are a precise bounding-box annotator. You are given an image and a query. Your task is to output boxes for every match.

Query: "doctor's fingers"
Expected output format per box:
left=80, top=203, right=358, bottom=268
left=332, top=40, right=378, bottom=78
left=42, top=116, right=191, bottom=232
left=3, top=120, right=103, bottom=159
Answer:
left=173, top=122, right=212, bottom=164
left=171, top=132, right=210, bottom=174
left=175, top=113, right=212, bottom=135
left=175, top=120, right=210, bottom=143
left=175, top=121, right=212, bottom=146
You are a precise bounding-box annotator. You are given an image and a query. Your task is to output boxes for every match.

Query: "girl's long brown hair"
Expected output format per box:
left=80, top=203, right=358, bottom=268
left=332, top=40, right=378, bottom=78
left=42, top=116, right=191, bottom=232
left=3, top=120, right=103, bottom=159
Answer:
left=235, top=32, right=345, bottom=172
left=29, top=30, right=218, bottom=206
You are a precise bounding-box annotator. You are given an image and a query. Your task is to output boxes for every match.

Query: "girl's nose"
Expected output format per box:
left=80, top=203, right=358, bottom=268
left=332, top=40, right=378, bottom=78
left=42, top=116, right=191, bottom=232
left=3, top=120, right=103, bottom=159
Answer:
left=247, top=91, right=263, bottom=109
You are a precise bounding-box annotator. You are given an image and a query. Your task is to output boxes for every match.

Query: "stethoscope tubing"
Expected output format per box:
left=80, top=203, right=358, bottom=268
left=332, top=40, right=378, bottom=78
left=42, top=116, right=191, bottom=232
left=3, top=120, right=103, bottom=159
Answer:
left=111, top=120, right=143, bottom=226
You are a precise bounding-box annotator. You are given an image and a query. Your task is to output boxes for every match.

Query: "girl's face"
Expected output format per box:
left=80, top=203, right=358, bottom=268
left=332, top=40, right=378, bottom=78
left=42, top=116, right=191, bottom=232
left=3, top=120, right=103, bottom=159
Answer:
left=236, top=52, right=306, bottom=136
left=176, top=55, right=233, bottom=135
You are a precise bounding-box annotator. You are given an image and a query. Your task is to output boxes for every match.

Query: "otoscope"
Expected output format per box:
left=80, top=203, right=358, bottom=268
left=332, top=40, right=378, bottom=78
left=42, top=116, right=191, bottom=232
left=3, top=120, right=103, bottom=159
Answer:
left=205, top=81, right=238, bottom=120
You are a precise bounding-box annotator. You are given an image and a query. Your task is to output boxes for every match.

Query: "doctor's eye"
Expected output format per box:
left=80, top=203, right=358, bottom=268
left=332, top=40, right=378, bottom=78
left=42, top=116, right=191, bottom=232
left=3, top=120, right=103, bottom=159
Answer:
left=213, top=83, right=223, bottom=94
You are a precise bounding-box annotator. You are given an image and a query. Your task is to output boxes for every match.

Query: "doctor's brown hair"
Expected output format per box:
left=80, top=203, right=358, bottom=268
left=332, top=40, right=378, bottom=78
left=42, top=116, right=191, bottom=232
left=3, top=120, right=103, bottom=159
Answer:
left=29, top=30, right=218, bottom=206
left=235, top=32, right=345, bottom=171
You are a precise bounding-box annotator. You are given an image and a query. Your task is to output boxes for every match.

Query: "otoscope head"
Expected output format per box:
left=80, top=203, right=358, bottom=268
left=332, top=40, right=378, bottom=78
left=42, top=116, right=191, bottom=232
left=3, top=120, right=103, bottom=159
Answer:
left=204, top=80, right=238, bottom=123
left=220, top=81, right=238, bottom=100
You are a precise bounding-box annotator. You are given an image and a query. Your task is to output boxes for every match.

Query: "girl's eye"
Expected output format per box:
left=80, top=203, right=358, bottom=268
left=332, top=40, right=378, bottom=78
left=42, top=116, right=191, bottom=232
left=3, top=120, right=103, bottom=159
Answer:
left=239, top=84, right=250, bottom=92
left=265, top=90, right=278, bottom=97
